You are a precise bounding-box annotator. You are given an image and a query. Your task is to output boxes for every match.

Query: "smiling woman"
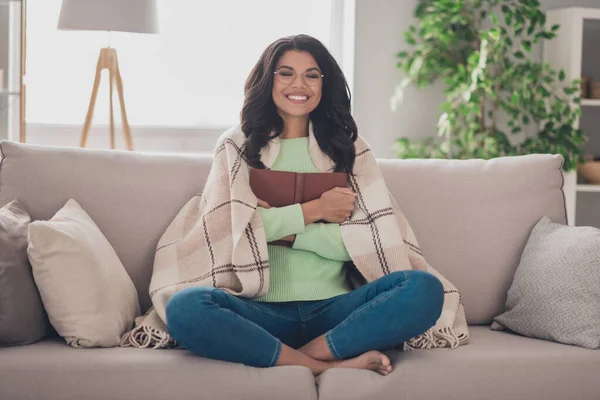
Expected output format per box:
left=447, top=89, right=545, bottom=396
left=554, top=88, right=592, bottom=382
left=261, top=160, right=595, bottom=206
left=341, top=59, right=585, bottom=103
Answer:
left=159, top=34, right=457, bottom=377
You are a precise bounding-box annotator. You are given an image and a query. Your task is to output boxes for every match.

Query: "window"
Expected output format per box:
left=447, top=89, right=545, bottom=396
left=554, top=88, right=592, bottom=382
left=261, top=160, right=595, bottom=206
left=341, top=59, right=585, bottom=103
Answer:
left=26, top=0, right=353, bottom=128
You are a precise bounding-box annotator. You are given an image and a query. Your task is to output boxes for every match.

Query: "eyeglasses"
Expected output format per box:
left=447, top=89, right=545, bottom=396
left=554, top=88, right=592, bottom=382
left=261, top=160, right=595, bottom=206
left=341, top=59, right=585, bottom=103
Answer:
left=273, top=68, right=324, bottom=87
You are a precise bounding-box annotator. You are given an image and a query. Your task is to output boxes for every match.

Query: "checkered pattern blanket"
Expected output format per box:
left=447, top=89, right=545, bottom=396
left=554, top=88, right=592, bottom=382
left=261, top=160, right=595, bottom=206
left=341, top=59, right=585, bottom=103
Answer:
left=119, top=124, right=470, bottom=351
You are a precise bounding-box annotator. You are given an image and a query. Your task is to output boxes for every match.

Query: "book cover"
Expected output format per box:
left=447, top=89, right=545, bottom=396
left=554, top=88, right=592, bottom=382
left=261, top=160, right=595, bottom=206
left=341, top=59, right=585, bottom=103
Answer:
left=249, top=169, right=348, bottom=208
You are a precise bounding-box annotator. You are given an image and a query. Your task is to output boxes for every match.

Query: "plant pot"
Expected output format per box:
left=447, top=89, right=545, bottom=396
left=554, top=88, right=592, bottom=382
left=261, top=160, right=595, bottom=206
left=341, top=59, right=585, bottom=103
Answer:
left=581, top=75, right=590, bottom=98
left=590, top=82, right=600, bottom=99
left=577, top=160, right=600, bottom=184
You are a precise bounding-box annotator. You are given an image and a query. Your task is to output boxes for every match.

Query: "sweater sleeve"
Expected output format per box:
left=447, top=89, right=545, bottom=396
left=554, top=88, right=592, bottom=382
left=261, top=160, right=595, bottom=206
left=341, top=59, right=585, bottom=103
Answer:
left=258, top=204, right=306, bottom=242
left=292, top=223, right=352, bottom=262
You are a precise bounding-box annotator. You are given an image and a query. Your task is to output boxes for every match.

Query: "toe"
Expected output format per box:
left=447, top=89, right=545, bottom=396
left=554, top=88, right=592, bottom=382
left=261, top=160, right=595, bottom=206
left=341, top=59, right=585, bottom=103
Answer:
left=379, top=364, right=392, bottom=372
left=380, top=354, right=391, bottom=366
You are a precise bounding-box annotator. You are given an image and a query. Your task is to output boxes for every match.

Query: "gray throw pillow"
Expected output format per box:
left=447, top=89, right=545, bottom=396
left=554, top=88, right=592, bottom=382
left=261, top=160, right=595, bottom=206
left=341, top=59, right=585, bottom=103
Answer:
left=491, top=216, right=600, bottom=349
left=0, top=199, right=52, bottom=346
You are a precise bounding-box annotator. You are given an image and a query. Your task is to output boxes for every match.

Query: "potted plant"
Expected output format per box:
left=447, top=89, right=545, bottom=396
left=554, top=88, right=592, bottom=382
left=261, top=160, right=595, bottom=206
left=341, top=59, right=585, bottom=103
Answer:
left=391, top=0, right=586, bottom=172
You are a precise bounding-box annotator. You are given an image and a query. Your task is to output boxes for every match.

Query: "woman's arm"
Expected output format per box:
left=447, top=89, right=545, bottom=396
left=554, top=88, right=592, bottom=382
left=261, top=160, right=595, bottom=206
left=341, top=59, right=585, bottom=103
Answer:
left=257, top=204, right=306, bottom=242
left=257, top=199, right=322, bottom=243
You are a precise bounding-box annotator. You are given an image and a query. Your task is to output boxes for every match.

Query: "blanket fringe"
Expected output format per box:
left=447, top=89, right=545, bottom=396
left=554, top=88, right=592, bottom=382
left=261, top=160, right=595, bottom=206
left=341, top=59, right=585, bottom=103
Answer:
left=403, top=326, right=467, bottom=351
left=119, top=324, right=177, bottom=349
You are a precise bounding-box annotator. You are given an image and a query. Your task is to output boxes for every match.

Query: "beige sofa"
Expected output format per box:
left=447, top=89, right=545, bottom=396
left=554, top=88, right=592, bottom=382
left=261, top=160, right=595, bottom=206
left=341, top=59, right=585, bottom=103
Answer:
left=0, top=140, right=598, bottom=400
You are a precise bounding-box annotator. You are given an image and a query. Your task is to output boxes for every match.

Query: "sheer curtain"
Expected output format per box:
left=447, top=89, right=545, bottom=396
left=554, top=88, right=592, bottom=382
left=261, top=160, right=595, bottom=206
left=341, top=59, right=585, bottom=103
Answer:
left=26, top=0, right=336, bottom=128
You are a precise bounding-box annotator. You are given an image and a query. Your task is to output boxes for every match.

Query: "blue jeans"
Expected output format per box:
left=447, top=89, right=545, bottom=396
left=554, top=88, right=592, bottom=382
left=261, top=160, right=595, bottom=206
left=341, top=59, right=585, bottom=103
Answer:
left=165, top=270, right=444, bottom=368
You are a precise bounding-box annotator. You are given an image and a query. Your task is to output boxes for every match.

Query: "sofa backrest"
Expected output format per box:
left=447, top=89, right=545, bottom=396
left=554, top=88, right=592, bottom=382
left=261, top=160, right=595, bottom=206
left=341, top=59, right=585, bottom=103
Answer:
left=0, top=140, right=566, bottom=325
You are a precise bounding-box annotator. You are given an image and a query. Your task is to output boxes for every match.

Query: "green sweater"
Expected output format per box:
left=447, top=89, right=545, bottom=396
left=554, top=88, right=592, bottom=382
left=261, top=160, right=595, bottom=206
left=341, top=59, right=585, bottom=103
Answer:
left=254, top=137, right=352, bottom=302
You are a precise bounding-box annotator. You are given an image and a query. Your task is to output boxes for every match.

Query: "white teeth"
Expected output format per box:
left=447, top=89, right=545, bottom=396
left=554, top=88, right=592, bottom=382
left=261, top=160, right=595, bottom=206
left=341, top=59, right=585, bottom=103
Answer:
left=287, top=95, right=308, bottom=101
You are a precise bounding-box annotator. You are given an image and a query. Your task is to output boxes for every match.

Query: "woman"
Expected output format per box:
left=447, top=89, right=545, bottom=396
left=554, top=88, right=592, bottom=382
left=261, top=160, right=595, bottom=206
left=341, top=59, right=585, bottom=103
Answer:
left=165, top=35, right=444, bottom=376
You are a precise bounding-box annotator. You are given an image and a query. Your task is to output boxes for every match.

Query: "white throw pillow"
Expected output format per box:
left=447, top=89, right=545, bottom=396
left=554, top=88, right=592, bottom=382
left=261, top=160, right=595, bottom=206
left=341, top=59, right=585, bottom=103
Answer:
left=27, top=198, right=140, bottom=348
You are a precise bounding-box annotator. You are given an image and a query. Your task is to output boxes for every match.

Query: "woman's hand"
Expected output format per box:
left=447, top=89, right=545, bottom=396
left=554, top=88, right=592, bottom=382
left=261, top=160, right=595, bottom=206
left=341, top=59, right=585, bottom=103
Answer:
left=281, top=235, right=296, bottom=243
left=317, top=187, right=357, bottom=223
left=257, top=199, right=271, bottom=209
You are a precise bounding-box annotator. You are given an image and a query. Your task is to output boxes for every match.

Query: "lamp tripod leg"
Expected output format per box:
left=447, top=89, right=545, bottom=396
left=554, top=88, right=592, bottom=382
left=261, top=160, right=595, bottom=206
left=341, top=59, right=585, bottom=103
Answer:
left=114, top=52, right=133, bottom=151
left=81, top=49, right=104, bottom=148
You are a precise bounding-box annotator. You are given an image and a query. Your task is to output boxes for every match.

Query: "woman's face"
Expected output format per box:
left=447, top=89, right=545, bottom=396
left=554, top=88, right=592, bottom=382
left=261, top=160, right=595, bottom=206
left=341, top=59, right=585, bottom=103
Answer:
left=272, top=50, right=323, bottom=119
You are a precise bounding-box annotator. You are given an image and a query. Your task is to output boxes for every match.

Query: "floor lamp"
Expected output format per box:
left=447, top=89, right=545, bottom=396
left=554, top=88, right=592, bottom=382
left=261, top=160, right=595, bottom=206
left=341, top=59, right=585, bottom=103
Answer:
left=57, top=0, right=159, bottom=150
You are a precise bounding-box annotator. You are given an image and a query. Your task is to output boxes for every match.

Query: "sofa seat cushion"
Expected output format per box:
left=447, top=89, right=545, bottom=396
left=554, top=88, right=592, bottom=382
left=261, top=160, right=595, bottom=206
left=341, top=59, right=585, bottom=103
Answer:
left=0, top=338, right=317, bottom=400
left=317, top=326, right=600, bottom=400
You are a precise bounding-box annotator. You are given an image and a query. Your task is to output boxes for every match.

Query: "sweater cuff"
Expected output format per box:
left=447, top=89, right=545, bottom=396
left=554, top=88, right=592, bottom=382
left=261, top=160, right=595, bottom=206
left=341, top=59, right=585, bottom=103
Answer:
left=292, top=224, right=318, bottom=251
left=279, top=203, right=306, bottom=235
left=258, top=203, right=306, bottom=242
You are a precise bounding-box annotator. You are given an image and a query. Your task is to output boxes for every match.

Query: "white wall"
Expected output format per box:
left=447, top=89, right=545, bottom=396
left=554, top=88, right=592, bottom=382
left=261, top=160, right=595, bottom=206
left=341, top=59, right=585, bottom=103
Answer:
left=353, top=0, right=600, bottom=159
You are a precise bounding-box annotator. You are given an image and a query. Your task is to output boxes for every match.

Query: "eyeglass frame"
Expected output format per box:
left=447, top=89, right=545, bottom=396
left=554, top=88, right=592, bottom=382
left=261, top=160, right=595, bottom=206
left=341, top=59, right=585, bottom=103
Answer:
left=273, top=66, right=324, bottom=87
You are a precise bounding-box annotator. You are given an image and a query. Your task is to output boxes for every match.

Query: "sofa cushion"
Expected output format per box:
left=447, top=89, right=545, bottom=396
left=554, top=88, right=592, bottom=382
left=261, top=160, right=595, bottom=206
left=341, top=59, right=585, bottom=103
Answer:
left=0, top=140, right=212, bottom=314
left=0, top=199, right=52, bottom=346
left=491, top=216, right=600, bottom=349
left=27, top=198, right=140, bottom=347
left=378, top=155, right=566, bottom=324
left=316, top=326, right=600, bottom=400
left=0, top=338, right=318, bottom=400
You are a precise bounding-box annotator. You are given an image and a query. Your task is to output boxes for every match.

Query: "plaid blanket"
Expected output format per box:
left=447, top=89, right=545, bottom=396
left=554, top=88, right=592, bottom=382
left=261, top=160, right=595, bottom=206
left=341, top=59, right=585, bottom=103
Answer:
left=119, top=124, right=470, bottom=351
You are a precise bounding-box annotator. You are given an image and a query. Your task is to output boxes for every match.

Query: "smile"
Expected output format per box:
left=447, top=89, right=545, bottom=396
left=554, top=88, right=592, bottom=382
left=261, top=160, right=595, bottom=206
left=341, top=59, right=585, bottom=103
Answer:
left=286, top=94, right=309, bottom=103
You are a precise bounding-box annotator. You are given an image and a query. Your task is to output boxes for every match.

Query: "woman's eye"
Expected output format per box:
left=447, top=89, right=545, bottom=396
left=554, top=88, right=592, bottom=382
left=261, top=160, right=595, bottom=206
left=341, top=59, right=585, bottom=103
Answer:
left=279, top=71, right=293, bottom=77
left=306, top=74, right=320, bottom=79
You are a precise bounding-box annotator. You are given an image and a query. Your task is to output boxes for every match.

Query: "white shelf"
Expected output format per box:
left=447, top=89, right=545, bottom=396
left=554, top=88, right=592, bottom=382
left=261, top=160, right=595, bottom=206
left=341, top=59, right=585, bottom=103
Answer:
left=544, top=8, right=600, bottom=226
left=581, top=99, right=600, bottom=106
left=577, top=184, right=600, bottom=192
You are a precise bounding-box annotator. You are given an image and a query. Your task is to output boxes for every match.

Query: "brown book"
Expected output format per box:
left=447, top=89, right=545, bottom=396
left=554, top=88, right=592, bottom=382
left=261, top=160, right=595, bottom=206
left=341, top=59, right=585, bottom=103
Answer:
left=250, top=169, right=348, bottom=246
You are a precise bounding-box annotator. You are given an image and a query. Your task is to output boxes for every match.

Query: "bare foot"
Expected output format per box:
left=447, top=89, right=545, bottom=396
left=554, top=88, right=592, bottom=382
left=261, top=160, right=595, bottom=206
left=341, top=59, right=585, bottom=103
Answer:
left=330, top=350, right=393, bottom=376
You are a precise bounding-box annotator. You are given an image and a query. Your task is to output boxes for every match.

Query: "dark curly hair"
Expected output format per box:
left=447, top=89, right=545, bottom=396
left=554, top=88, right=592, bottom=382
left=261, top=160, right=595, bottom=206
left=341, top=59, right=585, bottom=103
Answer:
left=241, top=34, right=358, bottom=174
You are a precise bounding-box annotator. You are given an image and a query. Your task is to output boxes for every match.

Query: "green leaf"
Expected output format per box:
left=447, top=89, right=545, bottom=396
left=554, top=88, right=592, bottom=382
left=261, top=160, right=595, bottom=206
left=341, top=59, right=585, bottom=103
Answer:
left=539, top=11, right=546, bottom=27
left=490, top=13, right=499, bottom=26
left=396, top=51, right=409, bottom=59
left=522, top=115, right=530, bottom=124
left=551, top=24, right=560, bottom=31
left=489, top=28, right=500, bottom=41
left=511, top=92, right=519, bottom=105
left=514, top=51, right=525, bottom=59
left=511, top=127, right=522, bottom=134
left=538, top=31, right=556, bottom=40
left=559, top=69, right=566, bottom=81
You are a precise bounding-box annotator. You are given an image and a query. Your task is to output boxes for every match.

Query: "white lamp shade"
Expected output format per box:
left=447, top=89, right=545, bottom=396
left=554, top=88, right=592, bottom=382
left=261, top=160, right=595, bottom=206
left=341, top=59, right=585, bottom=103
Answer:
left=57, top=0, right=159, bottom=34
